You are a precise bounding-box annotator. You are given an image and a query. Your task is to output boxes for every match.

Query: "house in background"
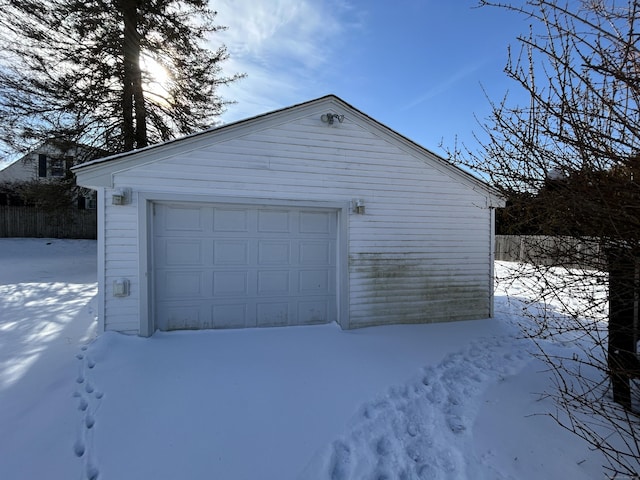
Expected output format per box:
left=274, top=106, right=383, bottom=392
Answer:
left=0, top=140, right=101, bottom=208
left=73, top=95, right=505, bottom=336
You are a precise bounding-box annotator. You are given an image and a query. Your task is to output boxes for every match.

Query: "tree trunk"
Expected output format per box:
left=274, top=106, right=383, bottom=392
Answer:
left=608, top=248, right=640, bottom=410
left=120, top=0, right=146, bottom=151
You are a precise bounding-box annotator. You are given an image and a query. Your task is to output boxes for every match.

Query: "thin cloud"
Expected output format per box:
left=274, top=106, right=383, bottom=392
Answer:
left=401, top=62, right=486, bottom=112
left=212, top=0, right=361, bottom=122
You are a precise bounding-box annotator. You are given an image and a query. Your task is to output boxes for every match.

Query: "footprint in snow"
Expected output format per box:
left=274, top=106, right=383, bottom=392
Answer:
left=329, top=441, right=352, bottom=480
left=72, top=344, right=103, bottom=480
left=85, top=414, right=95, bottom=429
left=73, top=440, right=85, bottom=458
left=317, top=335, right=532, bottom=480
left=78, top=397, right=89, bottom=412
left=86, top=464, right=99, bottom=480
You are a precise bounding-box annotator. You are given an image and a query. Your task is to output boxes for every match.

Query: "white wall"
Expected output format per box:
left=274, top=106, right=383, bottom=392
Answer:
left=101, top=110, right=493, bottom=333
left=0, top=157, right=37, bottom=182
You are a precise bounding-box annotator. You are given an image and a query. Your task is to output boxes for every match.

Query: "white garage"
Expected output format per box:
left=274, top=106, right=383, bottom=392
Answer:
left=153, top=202, right=337, bottom=330
left=73, top=95, right=504, bottom=336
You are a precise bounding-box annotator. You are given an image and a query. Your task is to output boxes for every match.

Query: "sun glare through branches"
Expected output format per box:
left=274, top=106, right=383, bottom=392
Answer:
left=141, top=54, right=173, bottom=106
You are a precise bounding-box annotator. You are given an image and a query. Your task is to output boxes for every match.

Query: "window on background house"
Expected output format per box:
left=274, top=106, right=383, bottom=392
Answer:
left=49, top=158, right=64, bottom=177
left=86, top=195, right=97, bottom=209
left=78, top=192, right=97, bottom=210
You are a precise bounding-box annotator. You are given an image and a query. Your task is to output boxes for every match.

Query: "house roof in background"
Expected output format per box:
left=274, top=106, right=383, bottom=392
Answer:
left=1, top=140, right=109, bottom=172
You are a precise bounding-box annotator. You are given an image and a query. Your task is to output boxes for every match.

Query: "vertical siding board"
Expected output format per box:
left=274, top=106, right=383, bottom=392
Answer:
left=102, top=112, right=495, bottom=334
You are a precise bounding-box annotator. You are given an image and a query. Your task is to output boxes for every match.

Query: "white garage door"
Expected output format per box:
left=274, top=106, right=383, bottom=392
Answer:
left=153, top=202, right=337, bottom=330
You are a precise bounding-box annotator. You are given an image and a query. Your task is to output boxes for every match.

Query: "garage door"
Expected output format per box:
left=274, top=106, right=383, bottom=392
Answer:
left=153, top=203, right=337, bottom=330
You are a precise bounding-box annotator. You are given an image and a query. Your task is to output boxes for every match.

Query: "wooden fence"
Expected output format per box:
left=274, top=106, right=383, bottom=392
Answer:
left=0, top=206, right=97, bottom=239
left=495, top=235, right=604, bottom=267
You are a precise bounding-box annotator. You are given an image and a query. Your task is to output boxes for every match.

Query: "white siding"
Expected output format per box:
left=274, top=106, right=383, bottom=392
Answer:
left=0, top=157, right=37, bottom=182
left=102, top=190, right=140, bottom=332
left=102, top=110, right=493, bottom=333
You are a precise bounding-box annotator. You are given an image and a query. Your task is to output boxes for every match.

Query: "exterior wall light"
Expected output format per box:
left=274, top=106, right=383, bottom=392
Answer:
left=112, top=187, right=131, bottom=205
left=353, top=198, right=365, bottom=214
left=321, top=113, right=345, bottom=125
left=113, top=278, right=130, bottom=297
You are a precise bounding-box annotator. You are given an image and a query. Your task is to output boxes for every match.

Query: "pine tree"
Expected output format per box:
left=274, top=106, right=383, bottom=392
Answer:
left=0, top=0, right=242, bottom=156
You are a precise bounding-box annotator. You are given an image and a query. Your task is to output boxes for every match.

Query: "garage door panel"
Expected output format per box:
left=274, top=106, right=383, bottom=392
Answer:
left=299, top=270, right=331, bottom=293
left=213, top=271, right=249, bottom=295
left=214, top=208, right=249, bottom=232
left=165, top=240, right=203, bottom=265
left=214, top=240, right=249, bottom=264
left=257, top=210, right=290, bottom=233
left=164, top=205, right=204, bottom=231
left=299, top=241, right=331, bottom=265
left=258, top=241, right=291, bottom=265
left=212, top=304, right=249, bottom=328
left=160, top=271, right=204, bottom=298
left=300, top=211, right=332, bottom=233
left=158, top=305, right=202, bottom=330
left=154, top=203, right=337, bottom=330
left=257, top=302, right=289, bottom=327
left=298, top=301, right=328, bottom=324
left=257, top=270, right=290, bottom=295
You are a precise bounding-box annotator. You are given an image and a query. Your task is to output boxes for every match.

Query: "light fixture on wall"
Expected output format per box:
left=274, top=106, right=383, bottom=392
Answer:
left=321, top=113, right=345, bottom=125
left=113, top=278, right=130, bottom=297
left=353, top=198, right=365, bottom=214
left=112, top=188, right=131, bottom=205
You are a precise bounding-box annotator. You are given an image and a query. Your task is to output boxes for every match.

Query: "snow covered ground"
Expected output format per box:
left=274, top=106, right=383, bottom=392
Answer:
left=0, top=238, right=610, bottom=479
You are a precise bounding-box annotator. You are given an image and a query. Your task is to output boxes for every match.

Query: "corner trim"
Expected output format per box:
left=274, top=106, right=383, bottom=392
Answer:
left=97, top=187, right=106, bottom=332
left=489, top=208, right=496, bottom=318
left=138, top=192, right=153, bottom=337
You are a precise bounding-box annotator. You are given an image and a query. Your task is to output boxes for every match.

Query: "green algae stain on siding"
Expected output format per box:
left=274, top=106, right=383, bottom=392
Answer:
left=348, top=252, right=490, bottom=327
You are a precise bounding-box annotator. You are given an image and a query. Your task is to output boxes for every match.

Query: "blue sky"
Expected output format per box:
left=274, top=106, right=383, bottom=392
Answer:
left=214, top=0, right=531, bottom=157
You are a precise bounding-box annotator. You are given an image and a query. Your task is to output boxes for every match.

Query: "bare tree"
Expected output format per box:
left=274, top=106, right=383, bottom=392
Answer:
left=451, top=1, right=640, bottom=476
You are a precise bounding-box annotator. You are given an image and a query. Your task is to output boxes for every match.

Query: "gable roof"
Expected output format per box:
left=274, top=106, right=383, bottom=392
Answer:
left=73, top=94, right=504, bottom=206
left=1, top=139, right=109, bottom=172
